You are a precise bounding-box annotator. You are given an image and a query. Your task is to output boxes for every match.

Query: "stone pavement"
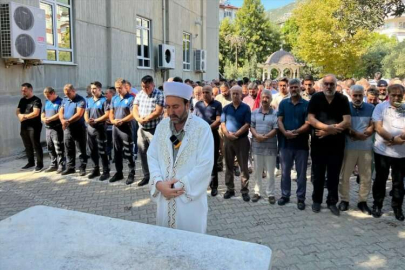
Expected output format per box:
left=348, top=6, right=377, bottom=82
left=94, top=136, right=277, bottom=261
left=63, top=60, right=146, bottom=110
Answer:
left=0, top=156, right=404, bottom=270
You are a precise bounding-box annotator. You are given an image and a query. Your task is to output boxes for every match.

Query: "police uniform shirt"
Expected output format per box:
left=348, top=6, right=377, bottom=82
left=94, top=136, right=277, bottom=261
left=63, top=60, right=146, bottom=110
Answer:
left=111, top=93, right=134, bottom=120
left=44, top=96, right=63, bottom=128
left=17, top=95, right=42, bottom=129
left=61, top=94, right=86, bottom=126
left=86, top=96, right=109, bottom=127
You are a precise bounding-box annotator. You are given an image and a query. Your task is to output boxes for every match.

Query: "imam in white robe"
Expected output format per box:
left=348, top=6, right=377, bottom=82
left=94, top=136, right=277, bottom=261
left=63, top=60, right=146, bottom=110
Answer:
left=147, top=113, right=214, bottom=233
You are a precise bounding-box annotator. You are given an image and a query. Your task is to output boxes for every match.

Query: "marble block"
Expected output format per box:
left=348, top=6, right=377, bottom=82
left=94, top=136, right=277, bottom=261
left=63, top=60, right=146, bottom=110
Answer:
left=0, top=206, right=272, bottom=270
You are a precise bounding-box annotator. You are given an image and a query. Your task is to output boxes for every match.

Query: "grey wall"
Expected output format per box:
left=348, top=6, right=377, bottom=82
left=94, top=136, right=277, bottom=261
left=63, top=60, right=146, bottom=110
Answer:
left=0, top=0, right=219, bottom=157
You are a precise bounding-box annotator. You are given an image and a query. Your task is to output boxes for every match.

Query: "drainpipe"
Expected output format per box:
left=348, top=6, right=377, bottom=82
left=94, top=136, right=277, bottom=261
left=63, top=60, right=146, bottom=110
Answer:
left=162, top=0, right=167, bottom=81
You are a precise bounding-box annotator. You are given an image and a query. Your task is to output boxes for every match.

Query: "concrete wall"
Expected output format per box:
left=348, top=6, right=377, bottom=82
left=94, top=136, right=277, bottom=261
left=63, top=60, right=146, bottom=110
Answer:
left=0, top=0, right=219, bottom=157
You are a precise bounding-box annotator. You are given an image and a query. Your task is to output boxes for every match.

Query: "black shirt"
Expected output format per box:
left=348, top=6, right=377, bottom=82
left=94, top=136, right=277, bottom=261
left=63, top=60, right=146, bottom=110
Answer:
left=17, top=95, right=42, bottom=129
left=307, top=92, right=350, bottom=153
left=194, top=100, right=222, bottom=129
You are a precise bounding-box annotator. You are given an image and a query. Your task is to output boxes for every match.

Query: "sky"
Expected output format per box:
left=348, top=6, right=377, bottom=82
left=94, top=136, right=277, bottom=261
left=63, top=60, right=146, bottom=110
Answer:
left=228, top=0, right=296, bottom=10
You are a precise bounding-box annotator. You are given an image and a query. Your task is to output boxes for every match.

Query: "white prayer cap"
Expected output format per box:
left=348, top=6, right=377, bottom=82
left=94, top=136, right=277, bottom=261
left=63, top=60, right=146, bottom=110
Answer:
left=163, top=82, right=193, bottom=100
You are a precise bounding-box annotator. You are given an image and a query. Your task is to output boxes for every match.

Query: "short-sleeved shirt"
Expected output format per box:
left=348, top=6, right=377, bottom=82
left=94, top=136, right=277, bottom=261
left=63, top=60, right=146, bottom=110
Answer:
left=215, top=94, right=232, bottom=108
left=111, top=93, right=134, bottom=120
left=271, top=93, right=290, bottom=110
left=346, top=102, right=375, bottom=151
left=61, top=94, right=86, bottom=127
left=194, top=99, right=222, bottom=129
left=277, top=97, right=309, bottom=150
left=242, top=95, right=255, bottom=110
left=308, top=92, right=351, bottom=153
left=44, top=96, right=62, bottom=128
left=221, top=102, right=251, bottom=138
left=17, top=95, right=42, bottom=129
left=133, top=88, right=164, bottom=130
left=86, top=95, right=109, bottom=127
left=251, top=108, right=278, bottom=156
left=372, top=101, right=405, bottom=158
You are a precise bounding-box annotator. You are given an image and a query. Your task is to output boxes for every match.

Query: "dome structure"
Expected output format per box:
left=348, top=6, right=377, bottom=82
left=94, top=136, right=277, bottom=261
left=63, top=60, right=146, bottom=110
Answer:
left=260, top=48, right=304, bottom=80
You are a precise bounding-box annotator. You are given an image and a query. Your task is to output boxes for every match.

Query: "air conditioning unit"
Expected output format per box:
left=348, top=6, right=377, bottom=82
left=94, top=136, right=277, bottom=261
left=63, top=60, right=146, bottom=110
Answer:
left=194, top=49, right=206, bottom=73
left=0, top=2, right=46, bottom=60
left=158, top=44, right=175, bottom=69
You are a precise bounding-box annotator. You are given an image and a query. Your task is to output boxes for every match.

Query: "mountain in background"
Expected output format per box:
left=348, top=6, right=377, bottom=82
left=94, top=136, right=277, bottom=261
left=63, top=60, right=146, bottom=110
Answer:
left=267, top=1, right=299, bottom=25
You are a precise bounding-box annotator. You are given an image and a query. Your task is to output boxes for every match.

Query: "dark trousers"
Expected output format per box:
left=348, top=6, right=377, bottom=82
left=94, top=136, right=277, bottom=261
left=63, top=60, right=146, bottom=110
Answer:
left=46, top=127, right=65, bottom=169
left=373, top=152, right=405, bottom=209
left=137, top=127, right=155, bottom=180
left=131, top=120, right=139, bottom=156
left=20, top=125, right=43, bottom=166
left=280, top=148, right=309, bottom=200
left=64, top=124, right=87, bottom=169
left=224, top=136, right=250, bottom=194
left=113, top=124, right=135, bottom=174
left=311, top=150, right=344, bottom=205
left=106, top=124, right=113, bottom=159
left=210, top=129, right=220, bottom=190
left=88, top=125, right=109, bottom=172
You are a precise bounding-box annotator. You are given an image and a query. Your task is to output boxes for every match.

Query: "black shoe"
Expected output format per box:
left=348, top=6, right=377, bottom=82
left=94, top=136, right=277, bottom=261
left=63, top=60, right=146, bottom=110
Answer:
left=61, top=168, right=76, bottom=175
left=79, top=167, right=87, bottom=176
left=99, top=172, right=110, bottom=181
left=312, top=203, right=321, bottom=213
left=393, top=207, right=404, bottom=221
left=56, top=167, right=65, bottom=174
left=217, top=166, right=223, bottom=172
left=126, top=172, right=135, bottom=185
left=328, top=204, right=340, bottom=216
left=234, top=167, right=240, bottom=176
left=88, top=168, right=100, bottom=179
left=211, top=188, right=218, bottom=197
left=338, top=201, right=349, bottom=211
left=278, top=197, right=290, bottom=206
left=358, top=202, right=371, bottom=215
left=372, top=205, right=382, bottom=218
left=251, top=194, right=261, bottom=202
left=109, top=172, right=124, bottom=183
left=356, top=175, right=360, bottom=184
left=44, top=167, right=57, bottom=173
left=297, top=200, right=306, bottom=210
left=268, top=196, right=276, bottom=204
left=224, top=190, right=235, bottom=199
left=21, top=163, right=35, bottom=170
left=242, top=193, right=250, bottom=202
left=137, top=178, right=149, bottom=187
left=34, top=166, right=44, bottom=173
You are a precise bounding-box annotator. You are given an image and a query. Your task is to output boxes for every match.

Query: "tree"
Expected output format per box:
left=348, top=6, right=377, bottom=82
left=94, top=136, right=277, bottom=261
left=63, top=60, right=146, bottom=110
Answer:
left=234, top=0, right=281, bottom=64
left=336, top=0, right=405, bottom=35
left=287, top=0, right=372, bottom=78
left=219, top=18, right=236, bottom=74
left=354, top=34, right=397, bottom=78
left=382, top=40, right=405, bottom=79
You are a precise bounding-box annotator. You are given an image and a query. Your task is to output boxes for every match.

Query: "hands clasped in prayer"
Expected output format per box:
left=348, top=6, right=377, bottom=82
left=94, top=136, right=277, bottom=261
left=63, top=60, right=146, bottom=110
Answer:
left=156, top=179, right=185, bottom=200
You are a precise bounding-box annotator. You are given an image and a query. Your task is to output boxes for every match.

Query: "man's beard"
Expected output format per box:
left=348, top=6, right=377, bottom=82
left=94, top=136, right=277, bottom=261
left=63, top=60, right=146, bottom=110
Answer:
left=324, top=90, right=335, bottom=97
left=379, top=94, right=387, bottom=101
left=353, top=101, right=363, bottom=108
left=170, top=110, right=188, bottom=124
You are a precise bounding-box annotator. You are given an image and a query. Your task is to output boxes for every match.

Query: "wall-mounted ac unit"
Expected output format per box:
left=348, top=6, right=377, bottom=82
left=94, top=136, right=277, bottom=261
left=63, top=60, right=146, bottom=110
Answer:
left=158, top=44, right=175, bottom=69
left=194, top=49, right=206, bottom=73
left=0, top=2, right=46, bottom=60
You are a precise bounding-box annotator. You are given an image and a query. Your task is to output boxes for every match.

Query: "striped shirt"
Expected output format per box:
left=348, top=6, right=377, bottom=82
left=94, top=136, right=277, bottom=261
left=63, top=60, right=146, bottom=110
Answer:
left=251, top=108, right=278, bottom=156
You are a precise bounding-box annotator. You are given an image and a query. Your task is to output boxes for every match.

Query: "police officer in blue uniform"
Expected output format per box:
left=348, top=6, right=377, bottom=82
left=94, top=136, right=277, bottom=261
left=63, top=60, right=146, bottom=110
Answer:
left=59, top=84, right=88, bottom=176
left=41, top=87, right=65, bottom=173
left=109, top=78, right=136, bottom=185
left=85, top=81, right=110, bottom=180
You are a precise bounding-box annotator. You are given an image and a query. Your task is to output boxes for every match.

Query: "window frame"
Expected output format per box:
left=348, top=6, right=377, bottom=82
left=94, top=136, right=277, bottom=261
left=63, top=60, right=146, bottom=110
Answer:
left=182, top=32, right=191, bottom=71
left=40, top=0, right=74, bottom=64
left=136, top=16, right=152, bottom=69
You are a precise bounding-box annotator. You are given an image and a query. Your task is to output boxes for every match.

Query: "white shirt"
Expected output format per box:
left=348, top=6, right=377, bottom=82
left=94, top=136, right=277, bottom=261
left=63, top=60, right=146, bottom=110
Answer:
left=147, top=114, right=214, bottom=233
left=372, top=101, right=405, bottom=158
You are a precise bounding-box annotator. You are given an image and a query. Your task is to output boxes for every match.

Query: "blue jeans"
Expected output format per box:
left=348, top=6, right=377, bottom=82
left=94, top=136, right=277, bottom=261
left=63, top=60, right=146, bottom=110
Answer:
left=280, top=148, right=309, bottom=201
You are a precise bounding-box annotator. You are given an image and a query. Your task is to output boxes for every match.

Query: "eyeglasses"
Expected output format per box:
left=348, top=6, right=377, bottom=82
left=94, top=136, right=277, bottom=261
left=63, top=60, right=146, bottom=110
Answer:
left=324, top=83, right=335, bottom=86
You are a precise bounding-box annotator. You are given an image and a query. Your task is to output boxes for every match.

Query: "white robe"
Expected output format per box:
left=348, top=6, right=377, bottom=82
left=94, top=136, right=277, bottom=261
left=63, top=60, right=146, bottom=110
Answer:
left=147, top=113, right=214, bottom=233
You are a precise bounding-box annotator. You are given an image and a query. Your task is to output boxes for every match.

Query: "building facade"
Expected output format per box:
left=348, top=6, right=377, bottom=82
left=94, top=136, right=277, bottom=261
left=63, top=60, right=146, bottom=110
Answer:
left=219, top=1, right=238, bottom=22
left=377, top=15, right=405, bottom=42
left=0, top=0, right=219, bottom=157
